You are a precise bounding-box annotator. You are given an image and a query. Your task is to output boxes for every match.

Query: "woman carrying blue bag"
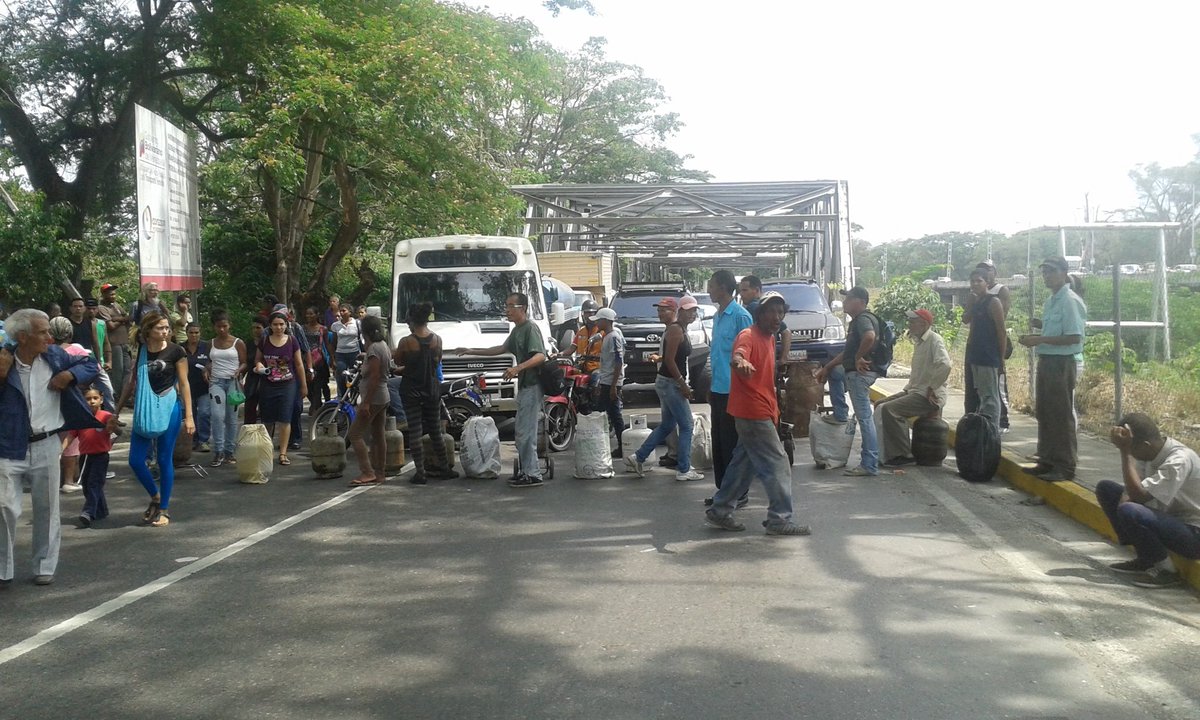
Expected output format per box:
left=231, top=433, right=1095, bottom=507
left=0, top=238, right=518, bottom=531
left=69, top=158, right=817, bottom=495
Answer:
left=115, top=312, right=195, bottom=527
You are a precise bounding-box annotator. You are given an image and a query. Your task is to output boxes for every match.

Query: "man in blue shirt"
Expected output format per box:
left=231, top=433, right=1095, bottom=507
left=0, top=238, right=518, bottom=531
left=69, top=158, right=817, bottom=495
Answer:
left=706, top=270, right=753, bottom=494
left=1018, top=256, right=1086, bottom=481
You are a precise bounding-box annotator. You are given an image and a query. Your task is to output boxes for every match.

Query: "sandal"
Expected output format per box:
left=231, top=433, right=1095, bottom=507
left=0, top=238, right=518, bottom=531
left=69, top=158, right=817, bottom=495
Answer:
left=348, top=476, right=382, bottom=487
left=148, top=509, right=170, bottom=528
left=142, top=499, right=160, bottom=524
left=279, top=454, right=291, bottom=466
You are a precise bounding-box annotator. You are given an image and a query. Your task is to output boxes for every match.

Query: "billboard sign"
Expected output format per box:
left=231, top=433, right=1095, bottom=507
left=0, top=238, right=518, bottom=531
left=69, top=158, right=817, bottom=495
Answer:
left=135, top=104, right=202, bottom=290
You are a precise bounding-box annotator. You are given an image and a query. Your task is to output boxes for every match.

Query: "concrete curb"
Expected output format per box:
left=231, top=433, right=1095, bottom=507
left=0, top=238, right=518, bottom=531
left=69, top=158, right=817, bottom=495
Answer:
left=867, top=386, right=1200, bottom=591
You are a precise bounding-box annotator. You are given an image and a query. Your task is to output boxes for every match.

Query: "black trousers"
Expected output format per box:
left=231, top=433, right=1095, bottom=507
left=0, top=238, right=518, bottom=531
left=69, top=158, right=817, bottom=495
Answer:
left=710, top=392, right=739, bottom=489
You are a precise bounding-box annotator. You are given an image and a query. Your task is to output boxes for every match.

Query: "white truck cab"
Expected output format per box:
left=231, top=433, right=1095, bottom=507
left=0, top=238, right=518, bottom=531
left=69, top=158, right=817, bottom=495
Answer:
left=391, top=235, right=556, bottom=413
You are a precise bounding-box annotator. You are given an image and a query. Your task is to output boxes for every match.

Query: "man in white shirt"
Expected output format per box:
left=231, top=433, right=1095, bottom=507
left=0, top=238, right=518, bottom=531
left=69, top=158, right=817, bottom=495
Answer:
left=1099, top=413, right=1200, bottom=588
left=874, top=309, right=951, bottom=466
left=0, top=309, right=101, bottom=587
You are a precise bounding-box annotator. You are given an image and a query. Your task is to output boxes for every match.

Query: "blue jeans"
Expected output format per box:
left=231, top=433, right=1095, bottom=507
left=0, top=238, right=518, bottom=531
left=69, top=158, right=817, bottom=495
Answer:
left=1096, top=480, right=1200, bottom=564
left=387, top=376, right=408, bottom=422
left=515, top=385, right=543, bottom=479
left=635, top=375, right=693, bottom=473
left=335, top=352, right=358, bottom=398
left=130, top=401, right=182, bottom=510
left=828, top=365, right=848, bottom=422
left=192, top=391, right=211, bottom=445
left=846, top=370, right=878, bottom=473
left=709, top=418, right=794, bottom=525
left=209, top=378, right=241, bottom=455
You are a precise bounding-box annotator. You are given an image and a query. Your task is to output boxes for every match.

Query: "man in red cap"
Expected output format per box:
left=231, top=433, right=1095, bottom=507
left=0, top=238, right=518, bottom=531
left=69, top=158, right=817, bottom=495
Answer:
left=873, top=309, right=951, bottom=466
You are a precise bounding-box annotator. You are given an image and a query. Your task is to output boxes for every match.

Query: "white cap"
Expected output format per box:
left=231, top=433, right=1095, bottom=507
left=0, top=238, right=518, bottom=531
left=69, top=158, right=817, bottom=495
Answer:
left=594, top=307, right=617, bottom=322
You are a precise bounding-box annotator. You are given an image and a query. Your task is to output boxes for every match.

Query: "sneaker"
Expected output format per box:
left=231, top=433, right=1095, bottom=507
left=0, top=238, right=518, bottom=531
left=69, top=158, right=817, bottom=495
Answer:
left=1131, top=566, right=1181, bottom=589
left=194, top=442, right=210, bottom=453
left=763, top=520, right=812, bottom=536
left=409, top=472, right=428, bottom=485
left=78, top=514, right=92, bottom=528
left=704, top=509, right=745, bottom=532
left=704, top=496, right=750, bottom=509
left=288, top=442, right=301, bottom=451
left=33, top=574, right=54, bottom=586
left=883, top=456, right=916, bottom=467
left=1109, top=559, right=1155, bottom=575
left=675, top=468, right=704, bottom=482
left=659, top=455, right=678, bottom=468
left=508, top=474, right=544, bottom=488
left=820, top=415, right=848, bottom=425
left=624, top=454, right=644, bottom=478
left=611, top=448, right=623, bottom=459
left=842, top=466, right=877, bottom=477
left=105, top=471, right=116, bottom=480
left=60, top=483, right=82, bottom=494
left=225, top=456, right=237, bottom=466
left=428, top=466, right=460, bottom=480
left=210, top=453, right=225, bottom=468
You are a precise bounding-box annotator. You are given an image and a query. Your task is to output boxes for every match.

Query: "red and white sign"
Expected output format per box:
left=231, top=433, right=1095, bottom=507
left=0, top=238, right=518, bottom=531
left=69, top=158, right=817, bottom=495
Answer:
left=135, top=104, right=201, bottom=290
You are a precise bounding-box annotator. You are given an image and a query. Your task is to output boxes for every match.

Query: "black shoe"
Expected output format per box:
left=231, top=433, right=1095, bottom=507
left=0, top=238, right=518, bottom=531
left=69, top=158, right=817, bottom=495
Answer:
left=409, top=472, right=428, bottom=485
left=884, top=456, right=916, bottom=467
left=736, top=496, right=750, bottom=509
left=288, top=442, right=302, bottom=451
left=508, top=474, right=544, bottom=488
left=1109, top=559, right=1154, bottom=575
left=77, top=514, right=92, bottom=528
left=704, top=496, right=714, bottom=507
left=611, top=448, right=623, bottom=459
left=1021, top=463, right=1054, bottom=477
left=659, top=455, right=678, bottom=468
left=427, top=466, right=460, bottom=480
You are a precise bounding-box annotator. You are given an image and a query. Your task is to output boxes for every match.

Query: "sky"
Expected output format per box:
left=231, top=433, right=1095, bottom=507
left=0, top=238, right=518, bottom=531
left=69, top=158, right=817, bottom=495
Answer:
left=472, top=0, right=1200, bottom=245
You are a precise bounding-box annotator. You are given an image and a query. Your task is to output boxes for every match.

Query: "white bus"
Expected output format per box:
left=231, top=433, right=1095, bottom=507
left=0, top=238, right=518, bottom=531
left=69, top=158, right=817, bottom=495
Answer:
left=391, top=235, right=556, bottom=413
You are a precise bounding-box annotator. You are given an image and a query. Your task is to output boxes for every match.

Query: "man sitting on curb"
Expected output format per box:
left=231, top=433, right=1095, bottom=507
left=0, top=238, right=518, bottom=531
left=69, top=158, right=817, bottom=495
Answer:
left=705, top=292, right=810, bottom=536
left=874, top=309, right=951, bottom=467
left=1098, top=413, right=1200, bottom=589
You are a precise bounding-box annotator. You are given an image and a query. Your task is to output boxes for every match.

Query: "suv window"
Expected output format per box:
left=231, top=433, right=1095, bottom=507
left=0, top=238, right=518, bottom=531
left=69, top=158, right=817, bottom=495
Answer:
left=763, top=283, right=828, bottom=312
left=611, top=292, right=673, bottom=322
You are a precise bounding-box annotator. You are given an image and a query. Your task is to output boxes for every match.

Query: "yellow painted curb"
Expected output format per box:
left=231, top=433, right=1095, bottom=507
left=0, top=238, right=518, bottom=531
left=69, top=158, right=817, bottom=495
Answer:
left=868, top=385, right=1199, bottom=590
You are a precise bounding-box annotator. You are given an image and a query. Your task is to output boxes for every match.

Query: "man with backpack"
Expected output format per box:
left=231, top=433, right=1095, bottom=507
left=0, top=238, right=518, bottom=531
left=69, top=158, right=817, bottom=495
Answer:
left=816, top=286, right=883, bottom=476
left=873, top=309, right=951, bottom=466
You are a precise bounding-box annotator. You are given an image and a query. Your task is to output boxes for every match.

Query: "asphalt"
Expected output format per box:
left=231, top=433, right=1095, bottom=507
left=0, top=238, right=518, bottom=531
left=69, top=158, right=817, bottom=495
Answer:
left=867, top=376, right=1200, bottom=591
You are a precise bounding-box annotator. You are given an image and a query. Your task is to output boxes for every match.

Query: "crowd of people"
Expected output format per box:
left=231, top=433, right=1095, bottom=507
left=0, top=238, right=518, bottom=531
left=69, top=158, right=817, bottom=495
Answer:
left=2, top=260, right=1198, bottom=590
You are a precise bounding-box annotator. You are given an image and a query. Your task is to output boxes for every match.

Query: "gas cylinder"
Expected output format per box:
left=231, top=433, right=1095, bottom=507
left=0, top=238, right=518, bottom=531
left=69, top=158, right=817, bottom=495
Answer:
left=621, top=414, right=655, bottom=462
left=420, top=433, right=456, bottom=471
left=235, top=423, right=274, bottom=484
left=310, top=422, right=347, bottom=479
left=384, top=416, right=406, bottom=474
left=912, top=416, right=950, bottom=466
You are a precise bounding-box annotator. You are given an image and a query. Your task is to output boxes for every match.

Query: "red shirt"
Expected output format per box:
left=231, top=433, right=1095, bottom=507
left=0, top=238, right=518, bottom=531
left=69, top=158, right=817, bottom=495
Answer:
left=727, top=326, right=778, bottom=421
left=73, top=410, right=114, bottom=455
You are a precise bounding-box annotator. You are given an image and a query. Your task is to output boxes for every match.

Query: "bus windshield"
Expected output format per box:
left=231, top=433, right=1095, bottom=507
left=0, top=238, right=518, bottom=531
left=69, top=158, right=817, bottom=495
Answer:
left=395, top=270, right=544, bottom=322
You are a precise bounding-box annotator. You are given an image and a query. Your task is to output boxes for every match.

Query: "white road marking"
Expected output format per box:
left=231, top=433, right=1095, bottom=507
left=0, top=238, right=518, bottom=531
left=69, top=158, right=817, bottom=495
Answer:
left=0, top=486, right=372, bottom=666
left=918, top=478, right=1196, bottom=716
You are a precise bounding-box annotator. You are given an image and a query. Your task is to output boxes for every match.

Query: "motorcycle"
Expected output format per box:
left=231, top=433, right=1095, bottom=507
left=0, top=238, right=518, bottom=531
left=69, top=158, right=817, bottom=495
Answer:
left=310, top=360, right=489, bottom=444
left=545, top=358, right=594, bottom=452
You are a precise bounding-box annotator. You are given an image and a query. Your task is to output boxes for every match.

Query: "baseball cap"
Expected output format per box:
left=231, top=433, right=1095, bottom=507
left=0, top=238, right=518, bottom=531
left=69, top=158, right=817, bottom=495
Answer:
left=1039, top=256, right=1069, bottom=273
left=272, top=303, right=289, bottom=314
left=906, top=308, right=934, bottom=325
left=678, top=295, right=699, bottom=310
left=754, top=291, right=788, bottom=318
left=840, top=286, right=870, bottom=303
left=594, top=307, right=617, bottom=322
left=84, top=298, right=99, bottom=308
left=976, top=259, right=996, bottom=270
left=100, top=283, right=117, bottom=292
left=654, top=297, right=679, bottom=310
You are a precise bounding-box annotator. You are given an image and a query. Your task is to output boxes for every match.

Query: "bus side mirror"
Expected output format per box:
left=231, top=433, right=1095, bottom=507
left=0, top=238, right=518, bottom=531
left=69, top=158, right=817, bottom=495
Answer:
left=551, top=301, right=565, bottom=325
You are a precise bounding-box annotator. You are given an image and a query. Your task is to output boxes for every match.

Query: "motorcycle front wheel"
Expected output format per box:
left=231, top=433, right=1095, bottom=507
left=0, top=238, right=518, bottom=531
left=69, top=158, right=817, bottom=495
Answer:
left=545, top=402, right=575, bottom=452
left=444, top=398, right=481, bottom=441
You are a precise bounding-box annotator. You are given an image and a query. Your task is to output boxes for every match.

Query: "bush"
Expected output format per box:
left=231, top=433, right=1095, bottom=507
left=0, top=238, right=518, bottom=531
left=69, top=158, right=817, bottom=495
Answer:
left=873, top=278, right=961, bottom=339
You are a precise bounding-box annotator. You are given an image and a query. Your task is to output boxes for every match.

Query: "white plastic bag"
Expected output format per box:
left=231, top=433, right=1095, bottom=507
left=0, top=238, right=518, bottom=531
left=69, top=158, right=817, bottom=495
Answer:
left=664, top=413, right=713, bottom=469
left=574, top=412, right=615, bottom=479
left=808, top=411, right=855, bottom=469
left=460, top=416, right=502, bottom=479
left=235, top=423, right=274, bottom=483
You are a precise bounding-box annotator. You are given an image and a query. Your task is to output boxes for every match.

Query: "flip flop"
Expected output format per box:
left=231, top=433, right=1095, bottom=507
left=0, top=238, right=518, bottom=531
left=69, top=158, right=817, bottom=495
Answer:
left=279, top=454, right=291, bottom=466
left=348, top=476, right=382, bottom=487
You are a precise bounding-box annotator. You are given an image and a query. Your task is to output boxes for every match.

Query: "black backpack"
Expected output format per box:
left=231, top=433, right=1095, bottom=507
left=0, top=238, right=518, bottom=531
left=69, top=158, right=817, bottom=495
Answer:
left=954, top=412, right=1001, bottom=482
left=862, top=311, right=896, bottom=377
left=533, top=353, right=564, bottom=396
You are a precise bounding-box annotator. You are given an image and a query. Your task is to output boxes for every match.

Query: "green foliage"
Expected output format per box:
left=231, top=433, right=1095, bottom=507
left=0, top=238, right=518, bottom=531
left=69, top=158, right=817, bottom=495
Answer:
left=872, top=278, right=944, bottom=327
left=1084, top=332, right=1139, bottom=373
left=0, top=187, right=73, bottom=310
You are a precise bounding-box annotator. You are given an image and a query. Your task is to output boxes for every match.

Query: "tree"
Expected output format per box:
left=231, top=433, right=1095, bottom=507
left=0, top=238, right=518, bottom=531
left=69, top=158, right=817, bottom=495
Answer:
left=1117, top=157, right=1200, bottom=265
left=0, top=1, right=228, bottom=286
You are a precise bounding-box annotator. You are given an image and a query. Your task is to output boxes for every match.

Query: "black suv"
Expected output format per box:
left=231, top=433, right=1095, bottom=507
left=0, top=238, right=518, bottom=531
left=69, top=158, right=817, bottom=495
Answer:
left=760, top=278, right=846, bottom=365
left=609, top=283, right=711, bottom=401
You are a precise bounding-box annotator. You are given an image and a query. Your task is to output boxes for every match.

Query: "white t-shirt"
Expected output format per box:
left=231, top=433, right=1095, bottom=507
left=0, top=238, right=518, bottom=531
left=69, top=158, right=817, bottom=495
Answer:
left=331, top=319, right=361, bottom=354
left=1137, top=437, right=1200, bottom=527
left=17, top=354, right=65, bottom=435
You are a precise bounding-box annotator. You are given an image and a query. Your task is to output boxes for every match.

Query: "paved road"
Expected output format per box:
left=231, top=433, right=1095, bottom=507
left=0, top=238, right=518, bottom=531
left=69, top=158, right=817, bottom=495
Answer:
left=2, top=413, right=1198, bottom=719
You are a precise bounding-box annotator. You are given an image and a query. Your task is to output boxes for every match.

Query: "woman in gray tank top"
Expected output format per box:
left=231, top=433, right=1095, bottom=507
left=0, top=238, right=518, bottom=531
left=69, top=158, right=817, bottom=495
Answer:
left=347, top=315, right=391, bottom=486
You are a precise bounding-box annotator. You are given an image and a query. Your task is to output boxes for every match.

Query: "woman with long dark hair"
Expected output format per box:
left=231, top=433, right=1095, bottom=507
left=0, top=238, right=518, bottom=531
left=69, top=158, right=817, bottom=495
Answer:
left=302, top=306, right=331, bottom=410
left=346, top=316, right=391, bottom=486
left=253, top=311, right=308, bottom=466
left=395, top=302, right=456, bottom=485
left=114, top=312, right=195, bottom=527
